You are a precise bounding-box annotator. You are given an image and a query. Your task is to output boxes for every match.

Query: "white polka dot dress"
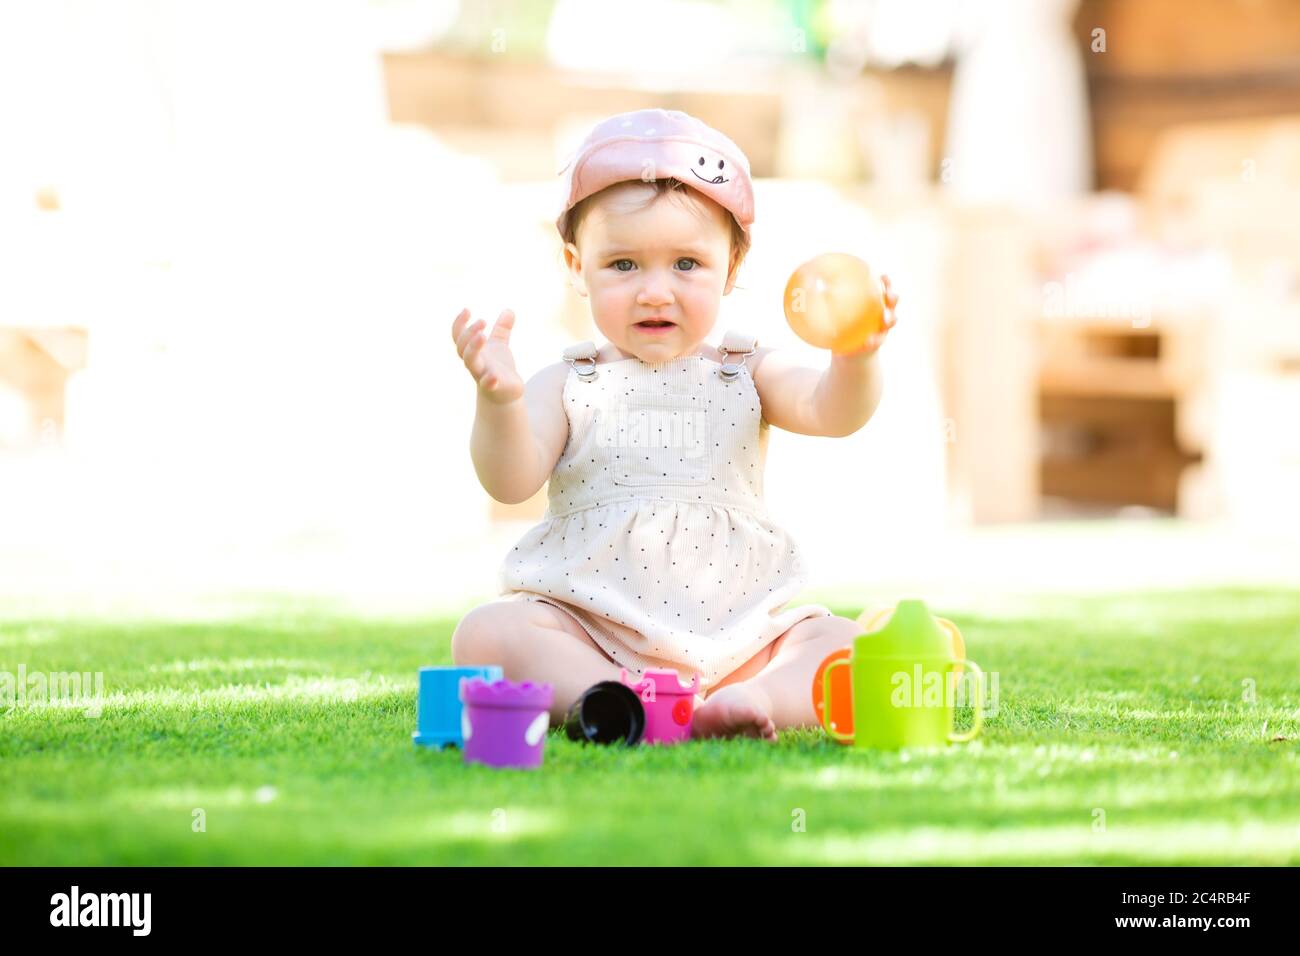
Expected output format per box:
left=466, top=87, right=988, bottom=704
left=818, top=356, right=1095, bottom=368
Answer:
left=497, top=330, right=832, bottom=693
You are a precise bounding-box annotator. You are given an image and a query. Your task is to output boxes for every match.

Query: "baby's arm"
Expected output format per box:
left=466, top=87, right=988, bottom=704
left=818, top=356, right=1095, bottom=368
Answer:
left=751, top=349, right=884, bottom=437
left=453, top=308, right=568, bottom=503
left=750, top=274, right=898, bottom=437
left=470, top=364, right=568, bottom=503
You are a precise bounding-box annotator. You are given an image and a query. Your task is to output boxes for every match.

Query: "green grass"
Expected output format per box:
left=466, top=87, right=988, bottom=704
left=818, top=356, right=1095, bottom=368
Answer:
left=2, top=588, right=1298, bottom=865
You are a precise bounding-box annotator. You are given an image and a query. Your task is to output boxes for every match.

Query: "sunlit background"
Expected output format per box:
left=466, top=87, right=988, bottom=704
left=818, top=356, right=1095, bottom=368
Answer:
left=3, top=0, right=1299, bottom=617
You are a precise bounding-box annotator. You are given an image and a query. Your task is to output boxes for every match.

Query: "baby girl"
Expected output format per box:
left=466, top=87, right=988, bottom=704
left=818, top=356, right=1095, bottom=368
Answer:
left=450, top=108, right=897, bottom=741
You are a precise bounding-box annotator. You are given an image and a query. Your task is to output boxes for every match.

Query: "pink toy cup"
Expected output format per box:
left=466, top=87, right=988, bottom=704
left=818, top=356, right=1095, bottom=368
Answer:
left=619, top=668, right=699, bottom=744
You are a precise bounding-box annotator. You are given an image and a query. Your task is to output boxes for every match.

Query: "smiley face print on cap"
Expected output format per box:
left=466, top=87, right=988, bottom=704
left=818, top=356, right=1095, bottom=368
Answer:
left=691, top=154, right=730, bottom=186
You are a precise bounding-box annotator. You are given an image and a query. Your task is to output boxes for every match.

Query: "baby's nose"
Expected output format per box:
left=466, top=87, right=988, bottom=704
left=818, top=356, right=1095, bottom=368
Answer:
left=637, top=283, right=674, bottom=305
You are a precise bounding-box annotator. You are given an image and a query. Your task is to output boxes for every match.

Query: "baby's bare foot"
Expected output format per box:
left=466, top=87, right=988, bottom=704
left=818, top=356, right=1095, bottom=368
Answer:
left=691, top=684, right=777, bottom=742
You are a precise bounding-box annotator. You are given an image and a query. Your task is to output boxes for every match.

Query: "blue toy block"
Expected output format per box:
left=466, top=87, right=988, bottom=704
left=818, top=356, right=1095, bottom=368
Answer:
left=413, top=665, right=503, bottom=748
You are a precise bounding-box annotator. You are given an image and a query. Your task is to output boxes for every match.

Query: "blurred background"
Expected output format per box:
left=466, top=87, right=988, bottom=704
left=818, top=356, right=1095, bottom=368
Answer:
left=2, top=0, right=1299, bottom=617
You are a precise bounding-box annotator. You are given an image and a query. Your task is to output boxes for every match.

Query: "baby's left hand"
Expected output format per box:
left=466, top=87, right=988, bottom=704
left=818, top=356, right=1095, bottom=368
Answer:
left=834, top=274, right=898, bottom=358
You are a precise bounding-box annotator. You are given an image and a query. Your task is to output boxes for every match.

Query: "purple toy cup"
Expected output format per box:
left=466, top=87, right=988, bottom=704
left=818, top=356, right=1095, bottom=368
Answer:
left=461, top=678, right=554, bottom=770
left=619, top=668, right=699, bottom=745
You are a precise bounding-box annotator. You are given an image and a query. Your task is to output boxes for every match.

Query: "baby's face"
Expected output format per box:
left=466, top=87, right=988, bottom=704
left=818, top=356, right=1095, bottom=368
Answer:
left=564, top=182, right=736, bottom=364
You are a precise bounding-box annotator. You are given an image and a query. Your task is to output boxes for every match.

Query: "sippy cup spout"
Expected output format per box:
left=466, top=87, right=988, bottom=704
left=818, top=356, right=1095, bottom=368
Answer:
left=857, top=599, right=955, bottom=659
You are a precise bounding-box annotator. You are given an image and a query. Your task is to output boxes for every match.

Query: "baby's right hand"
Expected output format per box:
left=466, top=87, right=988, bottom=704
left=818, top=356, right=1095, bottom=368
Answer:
left=452, top=307, right=525, bottom=405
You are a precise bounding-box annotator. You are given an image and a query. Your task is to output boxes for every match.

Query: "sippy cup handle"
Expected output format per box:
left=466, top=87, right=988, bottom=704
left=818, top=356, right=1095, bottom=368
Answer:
left=948, top=660, right=984, bottom=743
left=821, top=657, right=853, bottom=743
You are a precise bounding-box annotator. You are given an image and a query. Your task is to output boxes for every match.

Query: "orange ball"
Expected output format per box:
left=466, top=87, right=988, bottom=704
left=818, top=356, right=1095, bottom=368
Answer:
left=783, top=253, right=885, bottom=353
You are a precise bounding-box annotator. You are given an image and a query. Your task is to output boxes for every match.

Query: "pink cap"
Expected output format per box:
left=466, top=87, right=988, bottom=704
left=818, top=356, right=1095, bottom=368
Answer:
left=555, top=108, right=754, bottom=244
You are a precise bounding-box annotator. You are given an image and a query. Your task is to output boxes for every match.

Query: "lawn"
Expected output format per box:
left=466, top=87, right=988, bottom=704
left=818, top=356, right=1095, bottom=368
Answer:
left=2, top=588, right=1298, bottom=865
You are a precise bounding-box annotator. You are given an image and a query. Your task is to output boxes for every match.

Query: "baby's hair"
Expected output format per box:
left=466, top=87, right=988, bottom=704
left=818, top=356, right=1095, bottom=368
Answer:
left=563, top=177, right=750, bottom=288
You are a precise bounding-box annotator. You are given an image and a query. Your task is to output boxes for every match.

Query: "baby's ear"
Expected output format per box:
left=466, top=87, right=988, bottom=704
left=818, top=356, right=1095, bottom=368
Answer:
left=563, top=242, right=589, bottom=297
left=723, top=253, right=743, bottom=295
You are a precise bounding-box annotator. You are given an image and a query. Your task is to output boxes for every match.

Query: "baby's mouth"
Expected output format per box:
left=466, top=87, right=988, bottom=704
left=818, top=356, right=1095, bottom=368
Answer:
left=635, top=320, right=676, bottom=329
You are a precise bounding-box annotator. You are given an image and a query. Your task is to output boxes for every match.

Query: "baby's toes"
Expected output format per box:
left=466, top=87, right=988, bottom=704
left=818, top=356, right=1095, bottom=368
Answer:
left=746, top=708, right=777, bottom=742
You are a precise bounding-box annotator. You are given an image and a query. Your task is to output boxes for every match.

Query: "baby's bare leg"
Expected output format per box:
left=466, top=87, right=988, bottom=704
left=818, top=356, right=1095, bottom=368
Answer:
left=742, top=615, right=862, bottom=729
left=694, top=615, right=861, bottom=738
left=451, top=599, right=625, bottom=725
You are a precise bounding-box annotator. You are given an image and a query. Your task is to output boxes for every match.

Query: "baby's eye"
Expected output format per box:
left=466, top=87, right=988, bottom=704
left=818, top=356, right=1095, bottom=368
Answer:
left=676, top=258, right=698, bottom=271
left=612, top=259, right=635, bottom=272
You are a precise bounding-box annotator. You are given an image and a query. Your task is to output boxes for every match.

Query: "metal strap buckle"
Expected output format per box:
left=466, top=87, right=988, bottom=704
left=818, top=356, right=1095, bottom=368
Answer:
left=567, top=355, right=599, bottom=382
left=718, top=346, right=756, bottom=382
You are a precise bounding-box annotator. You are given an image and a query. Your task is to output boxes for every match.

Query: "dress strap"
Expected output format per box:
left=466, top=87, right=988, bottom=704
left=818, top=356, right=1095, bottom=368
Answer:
left=720, top=330, right=758, bottom=354
left=718, top=330, right=758, bottom=382
left=562, top=340, right=599, bottom=382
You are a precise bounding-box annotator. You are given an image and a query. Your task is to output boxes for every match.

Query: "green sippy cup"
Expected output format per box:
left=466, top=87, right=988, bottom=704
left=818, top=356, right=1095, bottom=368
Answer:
left=822, top=599, right=984, bottom=750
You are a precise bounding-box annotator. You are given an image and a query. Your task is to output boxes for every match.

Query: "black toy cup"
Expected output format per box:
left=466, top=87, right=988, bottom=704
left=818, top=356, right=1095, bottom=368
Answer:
left=564, top=680, right=646, bottom=745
